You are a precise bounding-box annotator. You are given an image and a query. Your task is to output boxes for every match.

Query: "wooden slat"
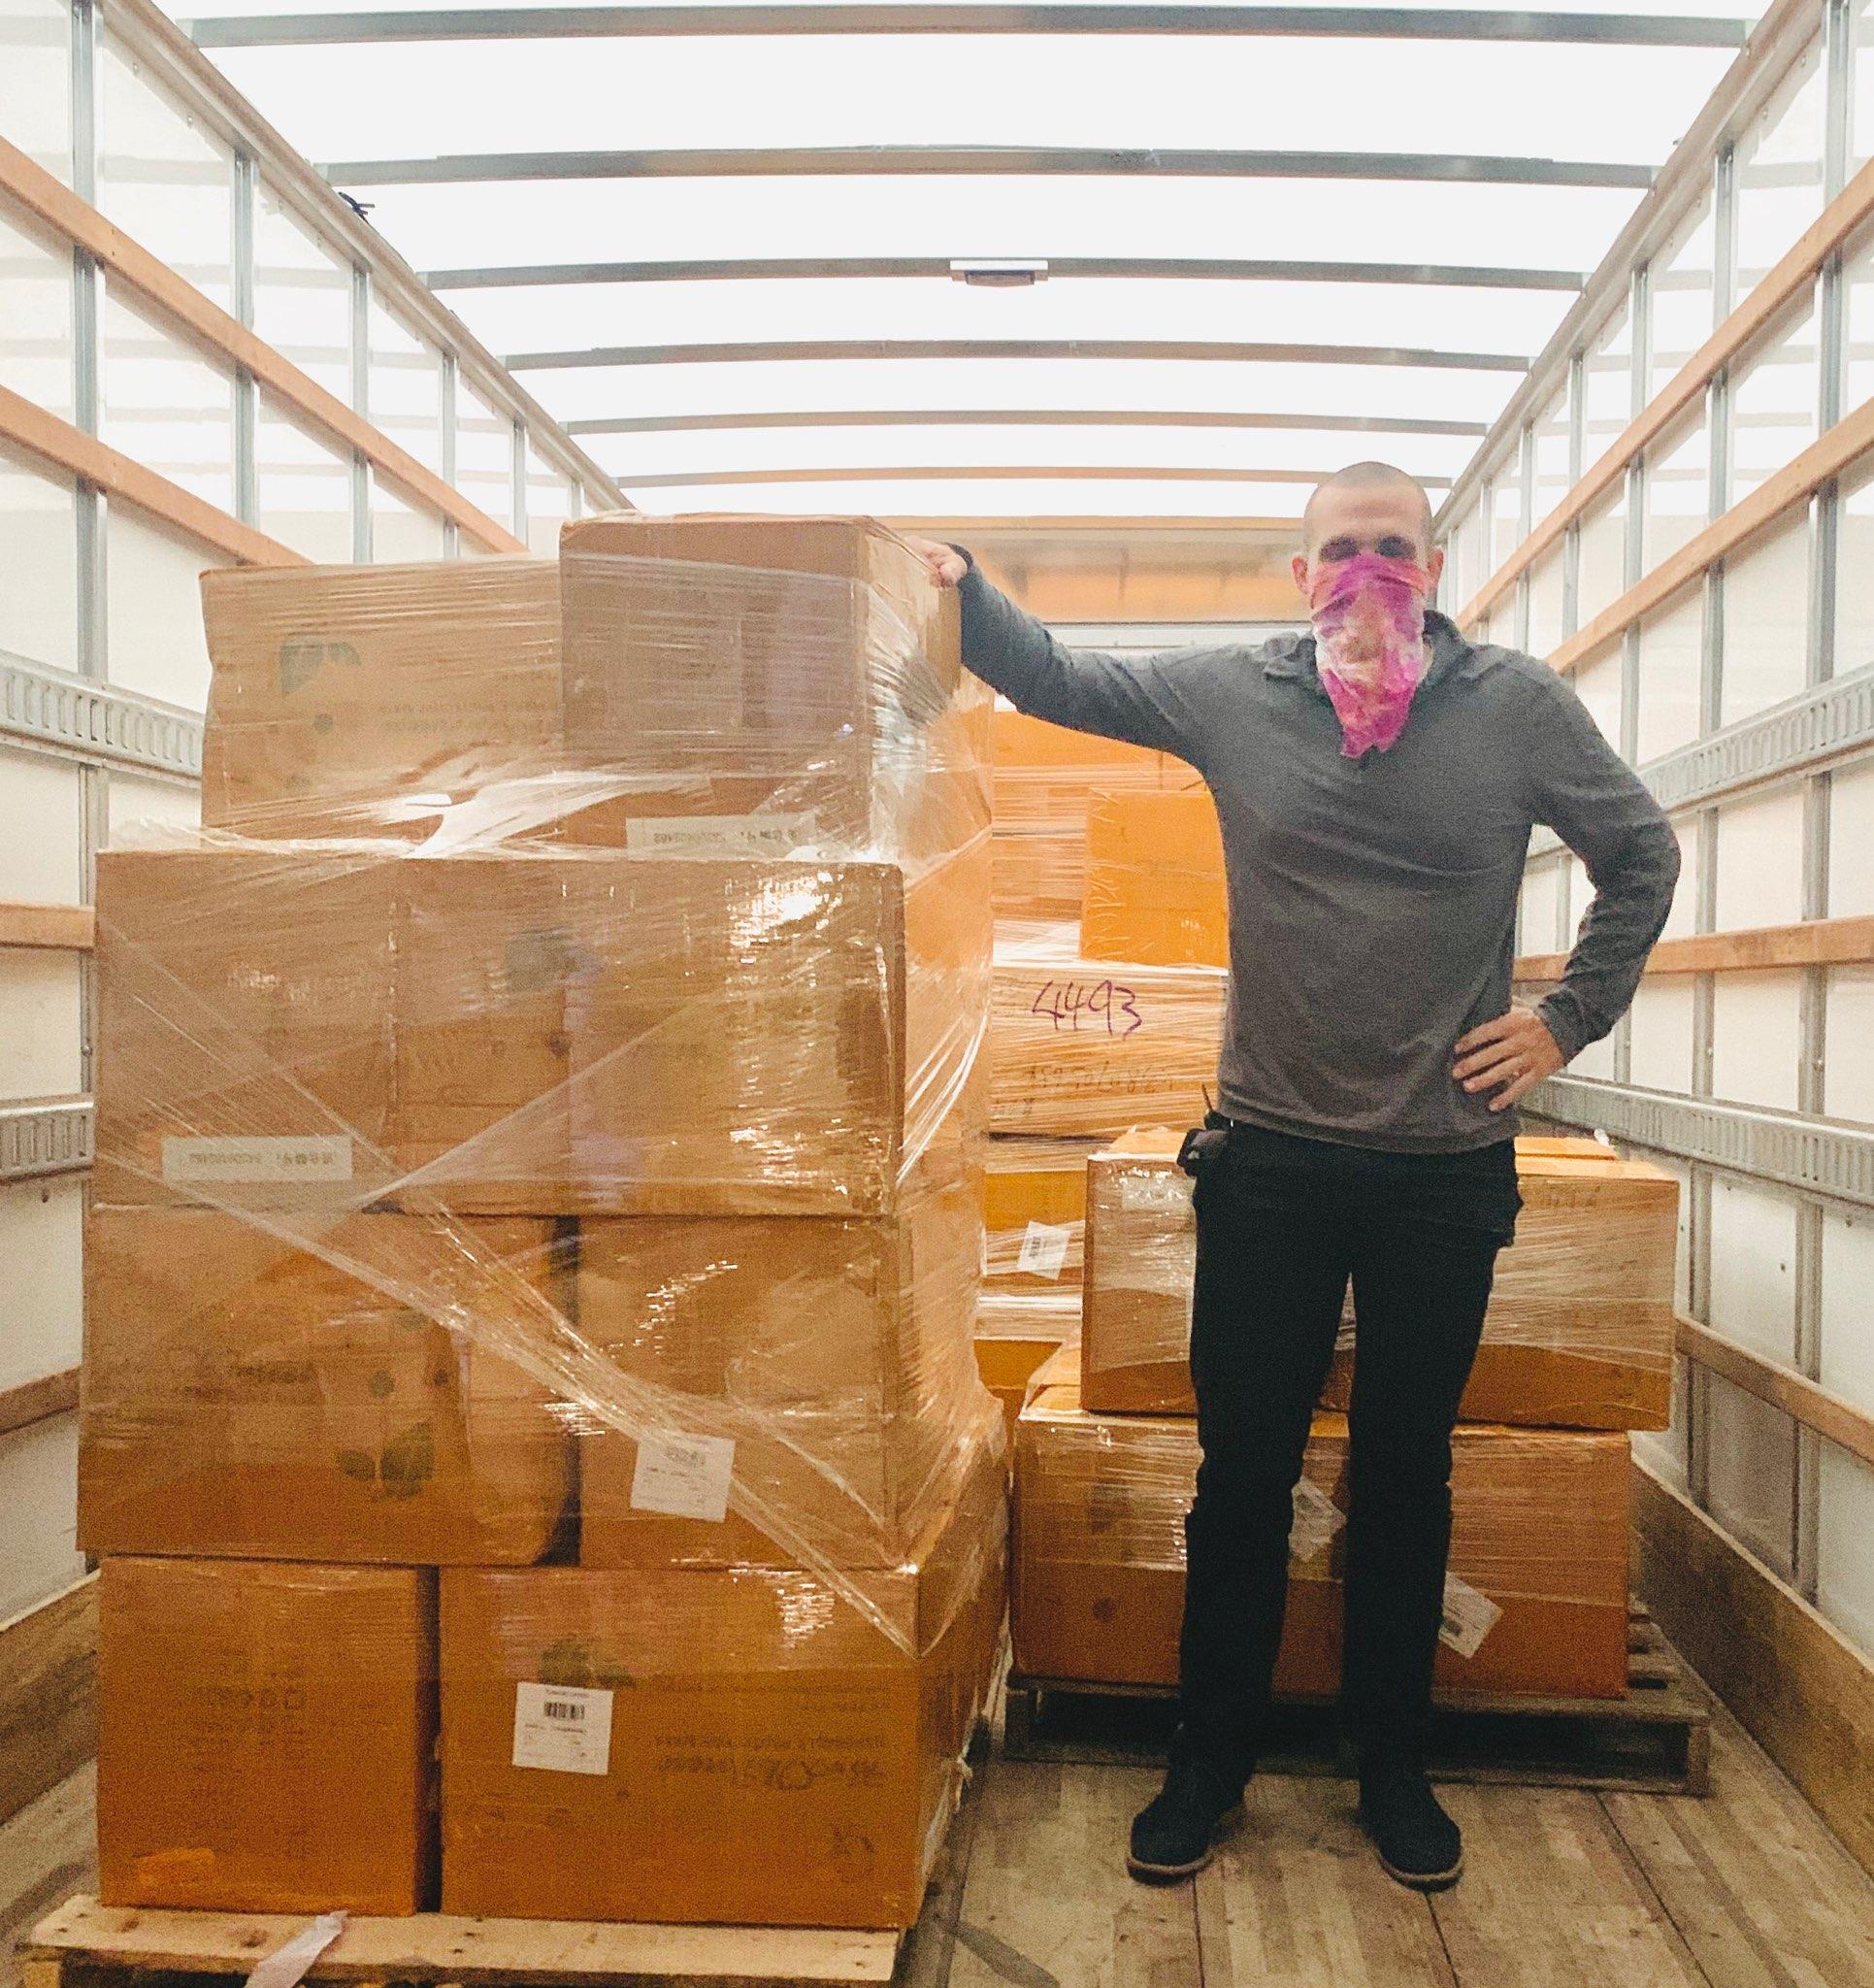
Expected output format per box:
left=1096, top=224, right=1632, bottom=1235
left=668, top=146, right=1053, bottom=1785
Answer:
left=1631, top=1459, right=1874, bottom=1879
left=1516, top=913, right=1874, bottom=982
left=1675, top=1317, right=1874, bottom=1472
left=25, top=1899, right=900, bottom=1986
left=1546, top=391, right=1874, bottom=677
left=1458, top=153, right=1874, bottom=629
left=0, top=1580, right=96, bottom=1831
left=0, top=1372, right=78, bottom=1443
left=0, top=137, right=526, bottom=558
left=0, top=383, right=301, bottom=570
left=0, top=908, right=93, bottom=953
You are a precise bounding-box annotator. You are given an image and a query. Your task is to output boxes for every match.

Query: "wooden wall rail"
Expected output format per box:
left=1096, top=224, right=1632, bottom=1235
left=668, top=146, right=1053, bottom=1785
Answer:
left=0, top=381, right=302, bottom=569
left=1676, top=1318, right=1874, bottom=1473
left=0, top=135, right=528, bottom=558
left=0, top=1369, right=79, bottom=1441
left=0, top=1574, right=96, bottom=1827
left=1458, top=153, right=1874, bottom=630
left=1516, top=913, right=1874, bottom=982
left=0, top=906, right=95, bottom=951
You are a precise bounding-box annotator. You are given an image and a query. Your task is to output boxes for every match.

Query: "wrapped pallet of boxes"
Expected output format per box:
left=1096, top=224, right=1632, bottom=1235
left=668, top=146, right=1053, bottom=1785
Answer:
left=1012, top=1373, right=1631, bottom=1700
left=85, top=519, right=1010, bottom=1929
left=1079, top=788, right=1229, bottom=969
left=1079, top=1128, right=1678, bottom=1429
left=989, top=925, right=1227, bottom=1139
left=991, top=709, right=1173, bottom=922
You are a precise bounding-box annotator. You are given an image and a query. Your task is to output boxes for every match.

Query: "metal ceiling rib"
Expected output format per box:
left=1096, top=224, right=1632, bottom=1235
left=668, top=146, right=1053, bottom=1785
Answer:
left=180, top=6, right=1755, bottom=50
left=324, top=145, right=1656, bottom=189
left=561, top=409, right=1495, bottom=436
left=504, top=336, right=1531, bottom=370
left=422, top=254, right=1586, bottom=292
left=613, top=463, right=1459, bottom=486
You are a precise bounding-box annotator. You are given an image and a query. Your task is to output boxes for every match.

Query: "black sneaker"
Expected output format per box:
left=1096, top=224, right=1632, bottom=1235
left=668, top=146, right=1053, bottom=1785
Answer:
left=1126, top=1760, right=1244, bottom=1881
left=1357, top=1764, right=1463, bottom=1890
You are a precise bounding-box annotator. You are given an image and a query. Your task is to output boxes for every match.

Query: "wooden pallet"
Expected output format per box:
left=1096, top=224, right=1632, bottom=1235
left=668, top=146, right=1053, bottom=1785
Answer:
left=22, top=1897, right=903, bottom=1988
left=1003, top=1601, right=1712, bottom=1795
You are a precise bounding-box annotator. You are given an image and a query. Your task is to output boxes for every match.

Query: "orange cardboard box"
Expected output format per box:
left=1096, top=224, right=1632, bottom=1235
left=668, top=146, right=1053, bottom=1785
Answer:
left=80, top=1209, right=572, bottom=1564
left=200, top=559, right=562, bottom=839
left=577, top=1182, right=997, bottom=1569
left=1011, top=1379, right=1630, bottom=1700
left=1080, top=1130, right=1677, bottom=1429
left=981, top=1134, right=1100, bottom=1292
left=97, top=1557, right=438, bottom=1912
left=558, top=514, right=986, bottom=865
left=1080, top=788, right=1228, bottom=968
left=440, top=1444, right=1007, bottom=1928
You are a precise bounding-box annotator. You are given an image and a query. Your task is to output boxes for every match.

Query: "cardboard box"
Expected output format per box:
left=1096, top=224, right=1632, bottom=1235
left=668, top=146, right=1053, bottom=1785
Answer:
left=991, top=711, right=1171, bottom=922
left=1078, top=1130, right=1677, bottom=1428
left=974, top=1296, right=1078, bottom=1441
left=441, top=1446, right=1006, bottom=1928
left=97, top=1558, right=438, bottom=1912
left=80, top=1210, right=572, bottom=1563
left=1079, top=789, right=1228, bottom=968
left=200, top=560, right=562, bottom=839
left=94, top=846, right=399, bottom=1209
left=982, top=1134, right=1100, bottom=1292
left=1012, top=1379, right=1630, bottom=1700
left=564, top=840, right=991, bottom=1217
left=559, top=514, right=987, bottom=864
left=989, top=935, right=1225, bottom=1139
left=577, top=1182, right=999, bottom=1569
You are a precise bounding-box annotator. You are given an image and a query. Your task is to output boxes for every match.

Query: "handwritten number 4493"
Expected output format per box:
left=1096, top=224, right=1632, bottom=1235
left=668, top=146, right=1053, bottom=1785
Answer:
left=1029, top=977, right=1144, bottom=1038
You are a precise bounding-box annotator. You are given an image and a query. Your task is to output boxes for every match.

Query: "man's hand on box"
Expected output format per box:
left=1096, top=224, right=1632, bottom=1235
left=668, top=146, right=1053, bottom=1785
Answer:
left=903, top=536, right=969, bottom=589
left=1452, top=1006, right=1565, bottom=1112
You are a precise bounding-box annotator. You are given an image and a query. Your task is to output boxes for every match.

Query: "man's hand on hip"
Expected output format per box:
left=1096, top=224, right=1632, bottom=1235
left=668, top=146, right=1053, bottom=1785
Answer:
left=1451, top=1006, right=1565, bottom=1112
left=902, top=536, right=969, bottom=589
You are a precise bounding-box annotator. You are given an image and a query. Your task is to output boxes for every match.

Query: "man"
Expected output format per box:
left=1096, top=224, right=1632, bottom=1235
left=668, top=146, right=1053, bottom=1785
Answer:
left=904, top=464, right=1678, bottom=1892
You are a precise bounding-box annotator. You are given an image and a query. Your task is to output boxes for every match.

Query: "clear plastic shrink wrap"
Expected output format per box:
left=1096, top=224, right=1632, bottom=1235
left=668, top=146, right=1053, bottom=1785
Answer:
left=1012, top=1364, right=1632, bottom=1700
left=1079, top=788, right=1229, bottom=969
left=87, top=522, right=1015, bottom=1926
left=1077, top=1130, right=1677, bottom=1427
left=988, top=922, right=1227, bottom=1138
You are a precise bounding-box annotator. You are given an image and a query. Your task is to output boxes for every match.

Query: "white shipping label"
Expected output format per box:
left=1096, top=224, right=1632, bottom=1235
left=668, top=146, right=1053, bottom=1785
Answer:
left=624, top=812, right=818, bottom=855
left=1016, top=1220, right=1073, bottom=1280
left=1289, top=1477, right=1347, bottom=1564
left=1118, top=1170, right=1195, bottom=1218
left=630, top=1432, right=736, bottom=1522
left=512, top=1682, right=613, bottom=1775
left=1438, top=1574, right=1503, bottom=1660
left=161, top=1135, right=353, bottom=1184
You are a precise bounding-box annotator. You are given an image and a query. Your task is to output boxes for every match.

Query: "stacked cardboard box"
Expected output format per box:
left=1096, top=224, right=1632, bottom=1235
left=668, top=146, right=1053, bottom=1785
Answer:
left=1014, top=1127, right=1679, bottom=1703
left=1079, top=789, right=1229, bottom=969
left=84, top=516, right=1008, bottom=1931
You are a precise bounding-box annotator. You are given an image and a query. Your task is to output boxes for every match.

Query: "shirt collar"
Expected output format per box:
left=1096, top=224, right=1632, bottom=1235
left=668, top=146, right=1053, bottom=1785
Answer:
left=1263, top=609, right=1487, bottom=691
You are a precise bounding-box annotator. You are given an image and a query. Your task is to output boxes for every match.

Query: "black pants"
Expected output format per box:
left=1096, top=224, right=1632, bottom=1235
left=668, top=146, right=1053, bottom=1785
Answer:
left=1173, top=1118, right=1522, bottom=1782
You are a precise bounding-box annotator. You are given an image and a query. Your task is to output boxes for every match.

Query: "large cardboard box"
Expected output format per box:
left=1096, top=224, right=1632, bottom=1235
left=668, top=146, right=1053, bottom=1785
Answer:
left=1080, top=1130, right=1678, bottom=1429
left=440, top=1446, right=1007, bottom=1928
left=1079, top=789, right=1228, bottom=969
left=559, top=514, right=987, bottom=864
left=80, top=1210, right=572, bottom=1563
left=94, top=846, right=398, bottom=1209
left=991, top=712, right=1172, bottom=924
left=974, top=1292, right=1079, bottom=1441
left=200, top=560, right=562, bottom=839
left=577, top=1182, right=998, bottom=1569
left=982, top=1134, right=1099, bottom=1292
left=989, top=935, right=1225, bottom=1139
left=563, top=839, right=991, bottom=1217
left=1012, top=1379, right=1630, bottom=1700
left=97, top=1558, right=438, bottom=1912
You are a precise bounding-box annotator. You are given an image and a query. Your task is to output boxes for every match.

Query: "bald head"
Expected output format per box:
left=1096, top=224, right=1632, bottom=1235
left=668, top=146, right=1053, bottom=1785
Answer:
left=1301, top=461, right=1434, bottom=555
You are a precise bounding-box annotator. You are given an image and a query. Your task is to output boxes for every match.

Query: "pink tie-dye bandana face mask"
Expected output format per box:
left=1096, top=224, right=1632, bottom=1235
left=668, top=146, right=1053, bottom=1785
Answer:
left=1305, top=549, right=1434, bottom=758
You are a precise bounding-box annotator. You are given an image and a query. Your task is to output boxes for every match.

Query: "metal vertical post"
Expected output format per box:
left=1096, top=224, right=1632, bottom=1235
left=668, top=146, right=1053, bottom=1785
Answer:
left=1562, top=351, right=1585, bottom=641
left=440, top=351, right=459, bottom=557
left=511, top=415, right=528, bottom=547
left=350, top=263, right=371, bottom=564
left=232, top=149, right=257, bottom=527
left=1514, top=423, right=1535, bottom=653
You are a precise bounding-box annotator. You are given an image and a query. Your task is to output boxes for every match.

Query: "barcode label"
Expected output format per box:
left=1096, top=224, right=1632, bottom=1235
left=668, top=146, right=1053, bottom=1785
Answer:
left=624, top=812, right=818, bottom=855
left=162, top=1135, right=353, bottom=1184
left=1289, top=1477, right=1347, bottom=1564
left=512, top=1682, right=612, bottom=1774
left=631, top=1431, right=736, bottom=1522
left=1438, top=1574, right=1503, bottom=1660
left=1016, top=1221, right=1073, bottom=1280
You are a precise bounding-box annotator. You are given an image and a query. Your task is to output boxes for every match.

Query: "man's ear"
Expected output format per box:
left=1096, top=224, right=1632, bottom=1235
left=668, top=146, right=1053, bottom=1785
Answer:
left=1425, top=545, right=1446, bottom=594
left=1291, top=551, right=1310, bottom=599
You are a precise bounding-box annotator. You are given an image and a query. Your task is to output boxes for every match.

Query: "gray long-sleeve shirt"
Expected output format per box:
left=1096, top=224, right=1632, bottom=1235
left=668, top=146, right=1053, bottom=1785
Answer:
left=958, top=559, right=1681, bottom=1153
